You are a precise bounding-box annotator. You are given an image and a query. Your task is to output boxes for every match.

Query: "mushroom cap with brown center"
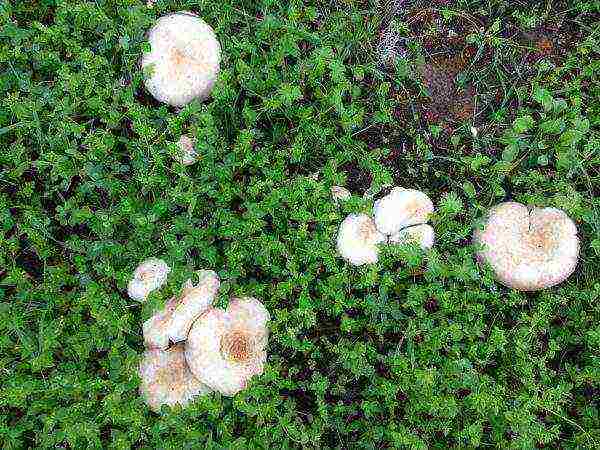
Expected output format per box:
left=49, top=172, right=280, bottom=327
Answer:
left=473, top=202, right=579, bottom=291
left=185, top=297, right=270, bottom=396
left=143, top=270, right=220, bottom=349
left=138, top=344, right=211, bottom=412
left=337, top=213, right=386, bottom=266
left=373, top=187, right=434, bottom=235
left=141, top=12, right=221, bottom=107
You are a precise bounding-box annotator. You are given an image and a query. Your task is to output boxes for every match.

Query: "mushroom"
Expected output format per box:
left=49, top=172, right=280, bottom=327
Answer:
left=139, top=344, right=211, bottom=412
left=331, top=185, right=352, bottom=202
left=185, top=297, right=270, bottom=396
left=127, top=258, right=171, bottom=301
left=373, top=187, right=434, bottom=236
left=473, top=202, right=579, bottom=291
left=141, top=12, right=221, bottom=107
left=336, top=213, right=386, bottom=265
left=144, top=270, right=220, bottom=349
left=175, top=134, right=199, bottom=165
left=389, top=224, right=435, bottom=250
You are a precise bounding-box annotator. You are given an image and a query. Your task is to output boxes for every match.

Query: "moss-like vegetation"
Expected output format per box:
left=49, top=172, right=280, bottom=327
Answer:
left=1, top=0, right=599, bottom=448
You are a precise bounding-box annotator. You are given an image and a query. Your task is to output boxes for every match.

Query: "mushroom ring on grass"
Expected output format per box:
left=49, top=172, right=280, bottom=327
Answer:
left=139, top=344, right=211, bottom=412
left=185, top=297, right=270, bottom=396
left=373, top=187, right=435, bottom=249
left=144, top=270, right=220, bottom=349
left=127, top=257, right=171, bottom=301
left=142, top=12, right=221, bottom=107
left=474, top=202, right=579, bottom=291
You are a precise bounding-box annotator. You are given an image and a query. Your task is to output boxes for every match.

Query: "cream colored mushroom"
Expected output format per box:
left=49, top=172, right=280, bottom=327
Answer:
left=139, top=344, right=211, bottom=412
left=127, top=258, right=171, bottom=301
left=336, top=213, right=386, bottom=266
left=389, top=224, right=435, bottom=249
left=143, top=270, right=220, bottom=349
left=331, top=186, right=352, bottom=202
left=185, top=297, right=270, bottom=396
left=175, top=134, right=199, bottom=165
left=373, top=187, right=434, bottom=235
left=473, top=202, right=579, bottom=291
left=141, top=12, right=221, bottom=107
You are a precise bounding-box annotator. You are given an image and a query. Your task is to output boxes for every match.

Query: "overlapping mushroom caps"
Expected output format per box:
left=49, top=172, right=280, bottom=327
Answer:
left=373, top=187, right=435, bottom=250
left=141, top=12, right=221, bottom=107
left=337, top=213, right=386, bottom=265
left=144, top=270, right=220, bottom=349
left=474, top=202, right=579, bottom=291
left=185, top=297, right=270, bottom=396
left=139, top=344, right=211, bottom=412
left=127, top=258, right=171, bottom=301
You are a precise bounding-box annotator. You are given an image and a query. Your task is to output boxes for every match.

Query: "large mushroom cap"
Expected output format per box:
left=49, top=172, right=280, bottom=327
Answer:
left=127, top=258, right=171, bottom=301
left=185, top=297, right=270, bottom=396
left=138, top=344, right=211, bottom=412
left=389, top=224, right=435, bottom=250
left=143, top=270, right=220, bottom=349
left=337, top=213, right=386, bottom=266
left=373, top=187, right=434, bottom=235
left=141, top=12, right=221, bottom=107
left=474, top=202, right=579, bottom=291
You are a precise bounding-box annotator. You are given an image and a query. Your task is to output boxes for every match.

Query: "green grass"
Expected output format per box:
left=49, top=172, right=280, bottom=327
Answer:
left=1, top=0, right=599, bottom=448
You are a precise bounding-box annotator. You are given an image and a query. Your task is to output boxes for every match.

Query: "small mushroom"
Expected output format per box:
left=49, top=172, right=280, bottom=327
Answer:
left=139, top=344, right=211, bottom=412
left=337, top=213, right=386, bottom=266
left=331, top=185, right=352, bottom=202
left=373, top=187, right=434, bottom=235
left=473, top=202, right=579, bottom=291
left=185, top=297, right=270, bottom=396
left=127, top=258, right=171, bottom=301
left=389, top=224, right=435, bottom=250
left=175, top=134, right=199, bottom=165
left=144, top=270, right=220, bottom=349
left=141, top=12, right=221, bottom=107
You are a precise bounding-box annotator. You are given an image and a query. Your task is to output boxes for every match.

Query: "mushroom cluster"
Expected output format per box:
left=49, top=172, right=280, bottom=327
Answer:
left=336, top=186, right=435, bottom=266
left=129, top=261, right=270, bottom=411
left=474, top=202, right=579, bottom=291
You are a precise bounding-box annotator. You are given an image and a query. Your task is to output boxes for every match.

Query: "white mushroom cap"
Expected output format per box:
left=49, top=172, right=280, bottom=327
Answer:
left=175, top=135, right=199, bottom=165
left=373, top=187, right=434, bottom=235
left=139, top=344, right=211, bottom=412
left=389, top=224, right=435, bottom=250
left=474, top=202, right=579, bottom=291
left=337, top=213, right=386, bottom=266
left=185, top=297, right=270, bottom=396
left=141, top=12, right=221, bottom=107
left=143, top=270, right=220, bottom=349
left=127, top=258, right=171, bottom=301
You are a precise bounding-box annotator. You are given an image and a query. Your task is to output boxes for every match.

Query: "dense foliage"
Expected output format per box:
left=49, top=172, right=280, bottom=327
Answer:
left=1, top=0, right=599, bottom=448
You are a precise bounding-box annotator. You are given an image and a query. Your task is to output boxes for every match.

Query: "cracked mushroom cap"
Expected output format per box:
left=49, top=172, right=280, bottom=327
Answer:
left=143, top=270, right=220, bottom=349
left=373, top=187, right=434, bottom=236
left=141, top=12, right=221, bottom=107
left=337, top=213, right=386, bottom=266
left=389, top=224, right=435, bottom=250
left=474, top=202, right=579, bottom=291
left=185, top=297, right=270, bottom=396
left=127, top=258, right=171, bottom=301
left=139, top=344, right=211, bottom=412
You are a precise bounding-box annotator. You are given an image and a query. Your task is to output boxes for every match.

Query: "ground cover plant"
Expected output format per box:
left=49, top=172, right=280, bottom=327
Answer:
left=1, top=0, right=599, bottom=448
